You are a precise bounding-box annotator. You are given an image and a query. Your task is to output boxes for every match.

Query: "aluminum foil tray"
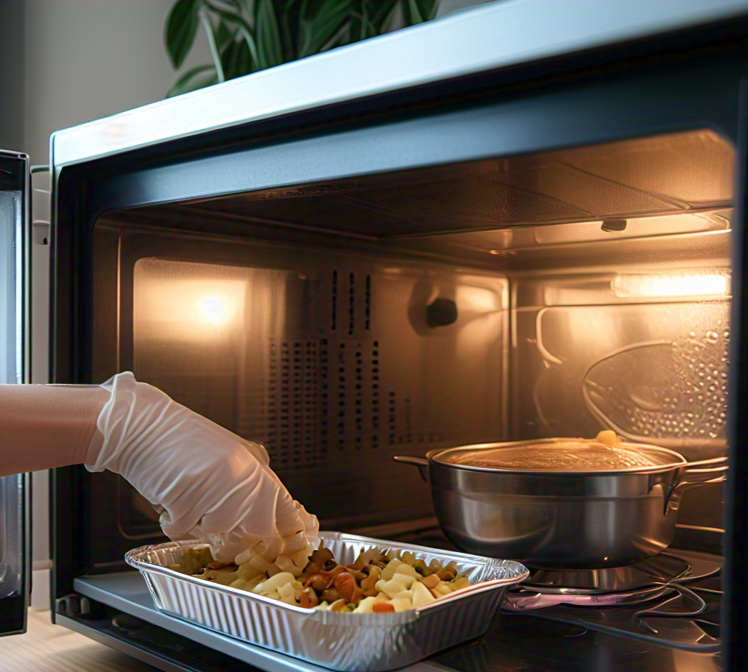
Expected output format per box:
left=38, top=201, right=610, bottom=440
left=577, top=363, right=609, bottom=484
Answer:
left=125, top=531, right=528, bottom=671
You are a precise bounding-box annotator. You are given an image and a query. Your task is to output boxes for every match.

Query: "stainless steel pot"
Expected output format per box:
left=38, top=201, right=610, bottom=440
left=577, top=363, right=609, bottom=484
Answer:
left=395, top=439, right=727, bottom=568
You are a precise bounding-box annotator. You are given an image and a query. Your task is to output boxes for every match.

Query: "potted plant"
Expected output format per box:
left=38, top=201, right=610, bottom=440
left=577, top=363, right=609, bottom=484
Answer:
left=166, top=0, right=440, bottom=96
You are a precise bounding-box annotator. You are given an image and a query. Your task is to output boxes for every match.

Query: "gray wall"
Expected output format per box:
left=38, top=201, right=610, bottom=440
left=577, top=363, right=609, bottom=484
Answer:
left=0, top=2, right=25, bottom=154
left=1, top=0, right=211, bottom=166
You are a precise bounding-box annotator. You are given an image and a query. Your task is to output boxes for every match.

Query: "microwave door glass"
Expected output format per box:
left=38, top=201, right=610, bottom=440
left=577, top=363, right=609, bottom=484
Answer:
left=0, top=150, right=30, bottom=636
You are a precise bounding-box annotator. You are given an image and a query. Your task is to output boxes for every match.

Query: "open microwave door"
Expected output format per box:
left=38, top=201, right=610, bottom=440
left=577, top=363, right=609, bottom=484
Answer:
left=0, top=150, right=31, bottom=635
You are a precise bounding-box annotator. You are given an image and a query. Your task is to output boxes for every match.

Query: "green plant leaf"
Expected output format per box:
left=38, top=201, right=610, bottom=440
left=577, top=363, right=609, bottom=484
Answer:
left=298, top=0, right=352, bottom=58
left=205, top=0, right=261, bottom=67
left=361, top=0, right=399, bottom=34
left=278, top=0, right=307, bottom=62
left=400, top=0, right=439, bottom=25
left=348, top=1, right=398, bottom=41
left=221, top=35, right=253, bottom=80
left=166, top=0, right=203, bottom=68
left=233, top=0, right=257, bottom=30
left=255, top=0, right=284, bottom=69
left=199, top=10, right=226, bottom=81
left=214, top=20, right=236, bottom=52
left=166, top=0, right=441, bottom=95
left=166, top=64, right=218, bottom=96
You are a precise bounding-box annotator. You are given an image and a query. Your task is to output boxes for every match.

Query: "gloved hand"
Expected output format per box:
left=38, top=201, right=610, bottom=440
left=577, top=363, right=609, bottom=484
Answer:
left=85, top=372, right=319, bottom=564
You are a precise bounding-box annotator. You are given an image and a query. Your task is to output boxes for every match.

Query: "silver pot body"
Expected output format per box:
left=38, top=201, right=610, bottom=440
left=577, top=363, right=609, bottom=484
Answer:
left=396, top=440, right=727, bottom=568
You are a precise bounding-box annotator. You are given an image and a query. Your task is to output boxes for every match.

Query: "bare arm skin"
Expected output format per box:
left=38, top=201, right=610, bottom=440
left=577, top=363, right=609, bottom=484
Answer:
left=0, top=384, right=110, bottom=476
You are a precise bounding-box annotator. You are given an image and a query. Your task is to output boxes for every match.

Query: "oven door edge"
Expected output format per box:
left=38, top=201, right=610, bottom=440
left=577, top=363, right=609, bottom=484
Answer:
left=0, top=149, right=31, bottom=636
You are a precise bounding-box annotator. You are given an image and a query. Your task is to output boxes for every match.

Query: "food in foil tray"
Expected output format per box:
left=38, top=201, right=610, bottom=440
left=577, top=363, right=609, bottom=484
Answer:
left=169, top=544, right=471, bottom=613
left=126, top=534, right=529, bottom=672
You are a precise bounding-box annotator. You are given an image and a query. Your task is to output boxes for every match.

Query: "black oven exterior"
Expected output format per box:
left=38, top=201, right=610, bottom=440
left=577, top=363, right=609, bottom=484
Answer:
left=3, top=1, right=748, bottom=671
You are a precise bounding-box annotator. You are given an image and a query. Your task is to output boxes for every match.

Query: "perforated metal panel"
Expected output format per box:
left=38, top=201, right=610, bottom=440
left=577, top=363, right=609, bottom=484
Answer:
left=124, top=251, right=507, bottom=524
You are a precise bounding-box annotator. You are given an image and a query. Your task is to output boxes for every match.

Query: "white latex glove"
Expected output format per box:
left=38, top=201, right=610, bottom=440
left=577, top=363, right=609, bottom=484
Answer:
left=85, top=372, right=319, bottom=563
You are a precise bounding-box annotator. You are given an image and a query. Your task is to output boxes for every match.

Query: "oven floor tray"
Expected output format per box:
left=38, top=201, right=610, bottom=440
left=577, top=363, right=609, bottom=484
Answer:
left=73, top=573, right=452, bottom=672
left=73, top=572, right=721, bottom=672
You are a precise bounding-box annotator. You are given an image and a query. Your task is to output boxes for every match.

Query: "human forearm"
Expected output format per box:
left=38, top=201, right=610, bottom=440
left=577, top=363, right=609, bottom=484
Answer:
left=0, top=373, right=319, bottom=566
left=0, top=384, right=110, bottom=476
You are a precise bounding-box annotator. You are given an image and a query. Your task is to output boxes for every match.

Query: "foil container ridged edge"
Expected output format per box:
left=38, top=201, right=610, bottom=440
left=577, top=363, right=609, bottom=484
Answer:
left=125, top=531, right=529, bottom=671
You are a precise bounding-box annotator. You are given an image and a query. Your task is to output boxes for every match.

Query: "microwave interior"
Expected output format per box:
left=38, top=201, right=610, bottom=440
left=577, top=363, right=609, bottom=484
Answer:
left=83, top=127, right=732, bottom=559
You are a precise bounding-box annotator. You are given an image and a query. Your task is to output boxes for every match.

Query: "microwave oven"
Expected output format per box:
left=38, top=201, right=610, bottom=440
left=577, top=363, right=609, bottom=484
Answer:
left=2, top=1, right=748, bottom=670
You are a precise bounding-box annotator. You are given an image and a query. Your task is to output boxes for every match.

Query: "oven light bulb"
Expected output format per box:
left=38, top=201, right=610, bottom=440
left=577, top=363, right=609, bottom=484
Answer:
left=612, top=273, right=729, bottom=298
left=198, top=295, right=231, bottom=324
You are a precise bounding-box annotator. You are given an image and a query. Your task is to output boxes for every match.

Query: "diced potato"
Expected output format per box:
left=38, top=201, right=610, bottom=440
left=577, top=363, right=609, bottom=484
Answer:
left=278, top=581, right=302, bottom=605
left=393, top=563, right=418, bottom=579
left=392, top=589, right=414, bottom=604
left=380, top=559, right=405, bottom=581
left=411, top=581, right=437, bottom=609
left=180, top=543, right=477, bottom=616
left=391, top=572, right=416, bottom=589
left=390, top=596, right=412, bottom=612
left=430, top=582, right=454, bottom=598
left=253, top=571, right=296, bottom=595
left=376, top=578, right=410, bottom=599
left=355, top=596, right=379, bottom=613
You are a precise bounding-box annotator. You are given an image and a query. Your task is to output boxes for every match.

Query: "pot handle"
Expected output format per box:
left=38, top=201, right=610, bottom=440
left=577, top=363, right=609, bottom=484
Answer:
left=677, top=455, right=728, bottom=485
left=665, top=456, right=728, bottom=512
left=393, top=455, right=430, bottom=482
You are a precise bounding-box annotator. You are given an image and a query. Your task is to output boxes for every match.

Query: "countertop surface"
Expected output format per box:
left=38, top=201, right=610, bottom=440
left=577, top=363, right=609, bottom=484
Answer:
left=1, top=609, right=160, bottom=672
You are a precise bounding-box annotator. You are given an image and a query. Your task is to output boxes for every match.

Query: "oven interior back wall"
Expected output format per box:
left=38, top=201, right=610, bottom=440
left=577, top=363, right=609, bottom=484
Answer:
left=90, top=128, right=733, bottom=549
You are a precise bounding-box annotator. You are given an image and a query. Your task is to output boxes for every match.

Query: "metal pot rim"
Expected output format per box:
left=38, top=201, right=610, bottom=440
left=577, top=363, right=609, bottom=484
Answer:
left=426, top=438, right=688, bottom=476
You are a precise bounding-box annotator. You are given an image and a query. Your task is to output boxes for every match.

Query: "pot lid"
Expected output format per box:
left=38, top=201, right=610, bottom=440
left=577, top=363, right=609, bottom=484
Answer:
left=433, top=436, right=685, bottom=474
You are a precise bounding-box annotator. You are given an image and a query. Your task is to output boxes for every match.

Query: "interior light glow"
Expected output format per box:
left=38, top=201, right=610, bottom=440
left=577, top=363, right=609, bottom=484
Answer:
left=198, top=295, right=230, bottom=324
left=612, top=273, right=729, bottom=298
left=135, top=271, right=246, bottom=342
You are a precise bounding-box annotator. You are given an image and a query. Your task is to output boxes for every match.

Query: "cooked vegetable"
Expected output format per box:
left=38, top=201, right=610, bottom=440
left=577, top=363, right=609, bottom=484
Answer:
left=170, top=544, right=471, bottom=613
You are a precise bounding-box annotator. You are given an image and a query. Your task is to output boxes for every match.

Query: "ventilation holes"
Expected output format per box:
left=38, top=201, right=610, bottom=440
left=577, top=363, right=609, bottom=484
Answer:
left=329, top=271, right=371, bottom=335
left=372, top=340, right=379, bottom=449
left=268, top=335, right=443, bottom=460
left=320, top=338, right=329, bottom=452
left=388, top=389, right=396, bottom=446
left=337, top=342, right=346, bottom=452
left=267, top=340, right=322, bottom=469
left=330, top=271, right=338, bottom=331
left=321, top=340, right=382, bottom=453
left=365, top=275, right=372, bottom=331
